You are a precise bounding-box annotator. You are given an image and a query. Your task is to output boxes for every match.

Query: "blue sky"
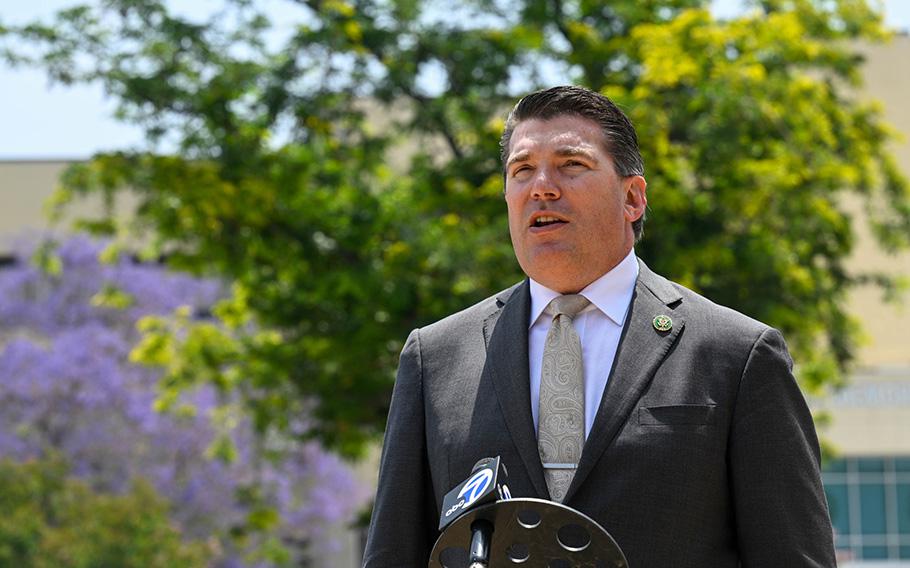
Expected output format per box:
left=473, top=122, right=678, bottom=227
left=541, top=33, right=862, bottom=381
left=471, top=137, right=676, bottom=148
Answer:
left=1, top=0, right=908, bottom=159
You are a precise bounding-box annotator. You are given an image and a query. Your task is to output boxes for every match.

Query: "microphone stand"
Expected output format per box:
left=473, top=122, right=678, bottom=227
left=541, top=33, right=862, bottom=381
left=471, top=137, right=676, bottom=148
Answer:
left=468, top=519, right=493, bottom=567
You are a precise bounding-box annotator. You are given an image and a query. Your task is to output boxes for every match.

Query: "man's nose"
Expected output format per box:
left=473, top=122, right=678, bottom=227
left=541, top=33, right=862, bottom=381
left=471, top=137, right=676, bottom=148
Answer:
left=529, top=168, right=561, bottom=200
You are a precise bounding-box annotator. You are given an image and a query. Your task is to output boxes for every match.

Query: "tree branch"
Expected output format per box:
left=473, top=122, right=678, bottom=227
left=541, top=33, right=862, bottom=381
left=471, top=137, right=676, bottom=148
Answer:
left=294, top=0, right=465, bottom=160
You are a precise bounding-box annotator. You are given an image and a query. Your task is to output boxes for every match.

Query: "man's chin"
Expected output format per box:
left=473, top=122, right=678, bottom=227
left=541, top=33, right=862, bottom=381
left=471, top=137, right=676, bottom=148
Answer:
left=520, top=257, right=587, bottom=291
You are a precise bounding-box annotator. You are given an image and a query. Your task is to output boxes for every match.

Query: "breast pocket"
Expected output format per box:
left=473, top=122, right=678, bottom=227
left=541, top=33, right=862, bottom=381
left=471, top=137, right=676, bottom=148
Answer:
left=639, top=404, right=716, bottom=426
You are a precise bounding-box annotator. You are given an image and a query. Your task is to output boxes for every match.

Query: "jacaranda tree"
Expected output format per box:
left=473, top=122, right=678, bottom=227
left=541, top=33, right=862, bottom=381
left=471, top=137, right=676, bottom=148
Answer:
left=0, top=234, right=368, bottom=566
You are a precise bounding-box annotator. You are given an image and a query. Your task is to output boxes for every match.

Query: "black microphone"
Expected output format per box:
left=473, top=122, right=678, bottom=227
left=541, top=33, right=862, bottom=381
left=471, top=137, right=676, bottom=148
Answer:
left=438, top=456, right=510, bottom=531
left=437, top=456, right=511, bottom=567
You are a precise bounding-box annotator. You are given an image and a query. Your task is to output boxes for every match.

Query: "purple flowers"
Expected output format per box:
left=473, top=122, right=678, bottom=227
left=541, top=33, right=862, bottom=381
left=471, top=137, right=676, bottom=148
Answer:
left=0, top=234, right=369, bottom=565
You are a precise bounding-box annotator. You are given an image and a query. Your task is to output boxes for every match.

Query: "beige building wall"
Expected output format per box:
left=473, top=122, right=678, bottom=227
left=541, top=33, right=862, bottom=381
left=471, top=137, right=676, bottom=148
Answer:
left=815, top=35, right=910, bottom=457
left=849, top=35, right=910, bottom=368
left=0, top=160, right=138, bottom=254
left=0, top=160, right=70, bottom=251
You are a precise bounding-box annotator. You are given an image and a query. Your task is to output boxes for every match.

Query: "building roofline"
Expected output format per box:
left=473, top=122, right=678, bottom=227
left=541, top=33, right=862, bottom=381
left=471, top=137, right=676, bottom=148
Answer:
left=0, top=157, right=84, bottom=164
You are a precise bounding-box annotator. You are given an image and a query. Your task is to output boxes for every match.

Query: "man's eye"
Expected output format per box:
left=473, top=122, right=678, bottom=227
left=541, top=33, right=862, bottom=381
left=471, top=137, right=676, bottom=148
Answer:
left=512, top=166, right=532, bottom=177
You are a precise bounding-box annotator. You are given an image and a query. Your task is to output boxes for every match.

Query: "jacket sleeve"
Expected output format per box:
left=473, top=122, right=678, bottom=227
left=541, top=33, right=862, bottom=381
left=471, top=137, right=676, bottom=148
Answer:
left=728, top=328, right=836, bottom=567
left=363, top=329, right=438, bottom=567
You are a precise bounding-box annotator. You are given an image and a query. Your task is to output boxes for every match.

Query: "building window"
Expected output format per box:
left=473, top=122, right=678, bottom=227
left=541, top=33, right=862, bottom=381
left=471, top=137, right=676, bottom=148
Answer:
left=823, top=456, right=910, bottom=562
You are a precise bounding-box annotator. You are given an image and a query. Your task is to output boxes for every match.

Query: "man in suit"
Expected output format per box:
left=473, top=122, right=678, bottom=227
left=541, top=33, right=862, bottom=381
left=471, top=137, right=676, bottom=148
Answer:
left=363, top=86, right=835, bottom=567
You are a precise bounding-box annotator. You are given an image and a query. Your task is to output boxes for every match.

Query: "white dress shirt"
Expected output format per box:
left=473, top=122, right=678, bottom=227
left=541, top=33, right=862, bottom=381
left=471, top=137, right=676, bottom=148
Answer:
left=528, top=250, right=639, bottom=438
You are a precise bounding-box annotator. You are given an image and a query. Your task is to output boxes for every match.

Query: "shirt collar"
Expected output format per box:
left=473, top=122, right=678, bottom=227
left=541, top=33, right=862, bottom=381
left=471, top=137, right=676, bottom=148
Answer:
left=529, top=249, right=639, bottom=328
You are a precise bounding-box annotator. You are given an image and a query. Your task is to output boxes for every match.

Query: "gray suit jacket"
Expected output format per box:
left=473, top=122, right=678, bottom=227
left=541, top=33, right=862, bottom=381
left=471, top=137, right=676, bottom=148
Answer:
left=363, top=261, right=836, bottom=567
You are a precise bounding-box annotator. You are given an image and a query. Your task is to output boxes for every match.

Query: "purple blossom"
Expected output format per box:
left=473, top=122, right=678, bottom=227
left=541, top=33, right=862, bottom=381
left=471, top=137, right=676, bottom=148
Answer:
left=0, top=233, right=369, bottom=566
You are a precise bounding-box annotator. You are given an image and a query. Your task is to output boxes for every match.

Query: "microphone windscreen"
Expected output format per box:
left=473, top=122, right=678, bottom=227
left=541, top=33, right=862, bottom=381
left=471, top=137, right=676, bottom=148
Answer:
left=471, top=457, right=495, bottom=473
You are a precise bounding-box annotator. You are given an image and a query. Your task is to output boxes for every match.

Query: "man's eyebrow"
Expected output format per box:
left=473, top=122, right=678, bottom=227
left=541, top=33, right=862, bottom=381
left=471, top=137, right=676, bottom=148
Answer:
left=554, top=146, right=596, bottom=159
left=506, top=149, right=531, bottom=168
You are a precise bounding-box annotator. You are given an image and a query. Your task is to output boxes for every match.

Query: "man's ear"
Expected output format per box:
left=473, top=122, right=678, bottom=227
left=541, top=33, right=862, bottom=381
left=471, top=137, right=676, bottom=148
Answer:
left=624, top=175, right=647, bottom=222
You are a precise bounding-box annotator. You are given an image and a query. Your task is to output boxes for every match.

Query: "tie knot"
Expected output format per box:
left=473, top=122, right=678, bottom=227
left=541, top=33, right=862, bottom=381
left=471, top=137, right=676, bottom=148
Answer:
left=547, top=294, right=590, bottom=320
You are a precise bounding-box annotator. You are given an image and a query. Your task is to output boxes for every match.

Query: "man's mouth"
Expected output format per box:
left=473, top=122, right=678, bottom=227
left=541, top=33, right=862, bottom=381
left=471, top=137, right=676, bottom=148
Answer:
left=532, top=215, right=566, bottom=227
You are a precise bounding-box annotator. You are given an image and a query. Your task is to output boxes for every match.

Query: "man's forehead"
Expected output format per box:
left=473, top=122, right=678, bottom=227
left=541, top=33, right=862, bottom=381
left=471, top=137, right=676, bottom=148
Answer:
left=507, top=115, right=606, bottom=159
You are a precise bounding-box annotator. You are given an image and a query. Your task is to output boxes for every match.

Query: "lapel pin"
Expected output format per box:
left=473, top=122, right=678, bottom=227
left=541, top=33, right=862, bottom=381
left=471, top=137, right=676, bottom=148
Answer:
left=653, top=314, right=673, bottom=332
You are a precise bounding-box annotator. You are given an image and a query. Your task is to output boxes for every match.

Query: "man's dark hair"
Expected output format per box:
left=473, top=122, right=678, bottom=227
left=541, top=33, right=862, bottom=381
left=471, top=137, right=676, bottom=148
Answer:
left=500, top=85, right=646, bottom=240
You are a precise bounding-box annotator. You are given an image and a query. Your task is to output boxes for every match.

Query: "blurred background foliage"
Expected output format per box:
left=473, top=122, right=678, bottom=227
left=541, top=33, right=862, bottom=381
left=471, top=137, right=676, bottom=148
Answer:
left=0, top=456, right=210, bottom=567
left=1, top=0, right=909, bottom=463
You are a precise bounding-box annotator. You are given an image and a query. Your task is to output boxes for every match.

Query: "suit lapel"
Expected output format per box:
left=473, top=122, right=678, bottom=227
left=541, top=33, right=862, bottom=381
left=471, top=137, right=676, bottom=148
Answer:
left=482, top=280, right=550, bottom=499
left=566, top=262, right=685, bottom=501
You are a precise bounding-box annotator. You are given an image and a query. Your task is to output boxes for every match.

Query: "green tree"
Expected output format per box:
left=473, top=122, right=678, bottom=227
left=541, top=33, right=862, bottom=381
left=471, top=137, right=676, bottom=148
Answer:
left=0, top=457, right=210, bottom=567
left=2, top=0, right=908, bottom=455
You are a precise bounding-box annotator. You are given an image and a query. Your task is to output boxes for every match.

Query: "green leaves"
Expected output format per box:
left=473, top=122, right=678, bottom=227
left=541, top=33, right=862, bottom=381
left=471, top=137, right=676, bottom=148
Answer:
left=0, top=457, right=211, bottom=567
left=620, top=5, right=908, bottom=389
